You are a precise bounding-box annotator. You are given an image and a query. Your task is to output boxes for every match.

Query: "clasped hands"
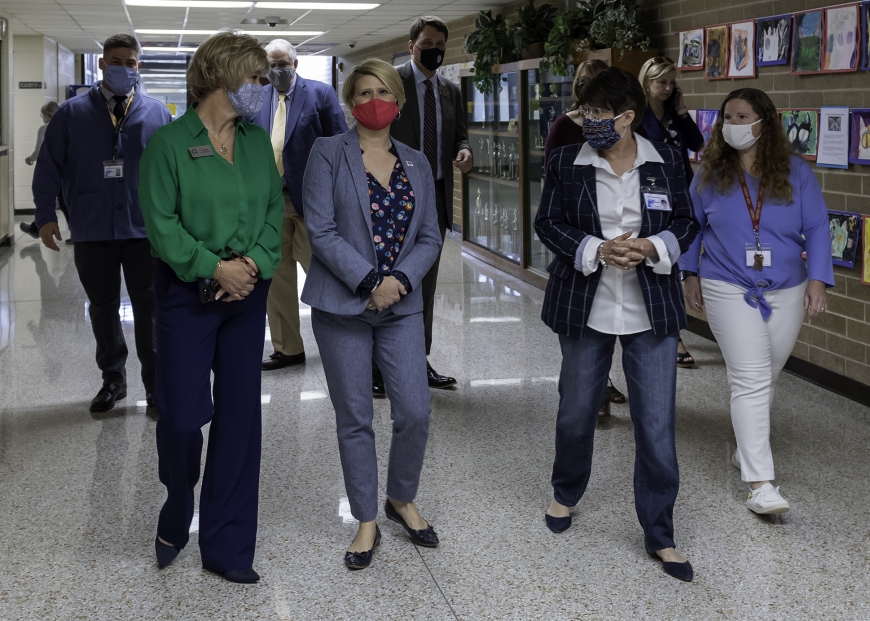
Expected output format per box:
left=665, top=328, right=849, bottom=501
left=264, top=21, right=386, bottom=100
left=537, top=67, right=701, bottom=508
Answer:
left=215, top=256, right=259, bottom=302
left=599, top=230, right=656, bottom=270
left=366, top=276, right=407, bottom=312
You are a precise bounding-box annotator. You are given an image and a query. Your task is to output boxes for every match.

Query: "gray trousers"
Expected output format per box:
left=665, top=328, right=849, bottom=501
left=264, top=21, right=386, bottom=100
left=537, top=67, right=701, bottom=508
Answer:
left=312, top=307, right=432, bottom=522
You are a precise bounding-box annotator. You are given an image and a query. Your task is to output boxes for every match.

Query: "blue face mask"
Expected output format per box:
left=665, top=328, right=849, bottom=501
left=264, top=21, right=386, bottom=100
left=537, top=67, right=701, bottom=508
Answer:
left=227, top=82, right=266, bottom=116
left=103, top=65, right=139, bottom=95
left=266, top=67, right=295, bottom=92
left=582, top=112, right=628, bottom=151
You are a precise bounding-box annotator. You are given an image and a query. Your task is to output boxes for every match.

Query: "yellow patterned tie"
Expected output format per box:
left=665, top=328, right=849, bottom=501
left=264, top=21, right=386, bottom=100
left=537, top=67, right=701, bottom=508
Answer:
left=271, top=93, right=286, bottom=175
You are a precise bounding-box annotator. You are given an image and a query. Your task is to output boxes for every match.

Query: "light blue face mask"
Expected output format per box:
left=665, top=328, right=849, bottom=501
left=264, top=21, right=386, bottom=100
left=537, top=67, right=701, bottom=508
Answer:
left=227, top=82, right=266, bottom=117
left=102, top=65, right=139, bottom=95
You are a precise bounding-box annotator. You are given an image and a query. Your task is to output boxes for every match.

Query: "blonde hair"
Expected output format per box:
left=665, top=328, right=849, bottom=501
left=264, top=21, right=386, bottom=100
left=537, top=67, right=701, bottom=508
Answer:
left=341, top=58, right=406, bottom=110
left=187, top=31, right=268, bottom=101
left=569, top=59, right=608, bottom=111
left=638, top=56, right=677, bottom=93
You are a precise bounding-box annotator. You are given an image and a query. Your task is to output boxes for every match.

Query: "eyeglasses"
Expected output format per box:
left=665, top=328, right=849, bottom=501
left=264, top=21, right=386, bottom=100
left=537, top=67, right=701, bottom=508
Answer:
left=578, top=106, right=615, bottom=119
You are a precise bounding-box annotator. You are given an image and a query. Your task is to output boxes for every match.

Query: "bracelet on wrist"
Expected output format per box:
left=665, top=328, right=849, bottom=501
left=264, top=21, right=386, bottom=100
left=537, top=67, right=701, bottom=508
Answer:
left=597, top=244, right=608, bottom=269
left=213, top=260, right=222, bottom=282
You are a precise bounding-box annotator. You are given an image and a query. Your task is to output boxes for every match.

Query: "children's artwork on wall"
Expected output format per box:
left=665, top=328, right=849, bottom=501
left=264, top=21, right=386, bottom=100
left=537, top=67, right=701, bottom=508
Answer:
left=781, top=109, right=819, bottom=160
left=823, top=4, right=860, bottom=71
left=695, top=109, right=720, bottom=159
left=862, top=215, right=870, bottom=284
left=791, top=10, right=825, bottom=73
left=828, top=210, right=862, bottom=268
left=756, top=15, right=792, bottom=66
left=728, top=21, right=756, bottom=77
left=705, top=25, right=729, bottom=79
left=849, top=108, right=870, bottom=165
left=862, top=2, right=870, bottom=69
left=678, top=29, right=705, bottom=70
left=687, top=110, right=699, bottom=161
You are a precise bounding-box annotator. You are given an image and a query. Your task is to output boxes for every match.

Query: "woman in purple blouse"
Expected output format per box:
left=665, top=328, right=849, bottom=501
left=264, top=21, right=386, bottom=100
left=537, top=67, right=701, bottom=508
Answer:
left=680, top=89, right=833, bottom=516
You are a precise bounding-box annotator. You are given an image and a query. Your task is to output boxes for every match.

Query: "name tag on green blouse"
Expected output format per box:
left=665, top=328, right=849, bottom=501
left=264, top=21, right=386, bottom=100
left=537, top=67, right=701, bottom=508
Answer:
left=188, top=145, right=215, bottom=158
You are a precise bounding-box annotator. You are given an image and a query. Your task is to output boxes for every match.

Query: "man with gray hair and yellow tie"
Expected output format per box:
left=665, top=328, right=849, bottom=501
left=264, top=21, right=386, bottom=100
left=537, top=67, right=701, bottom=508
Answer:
left=248, top=38, right=347, bottom=370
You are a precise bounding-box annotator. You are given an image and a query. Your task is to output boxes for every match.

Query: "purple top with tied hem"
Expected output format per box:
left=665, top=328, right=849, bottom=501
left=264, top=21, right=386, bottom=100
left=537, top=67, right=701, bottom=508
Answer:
left=679, top=155, right=834, bottom=319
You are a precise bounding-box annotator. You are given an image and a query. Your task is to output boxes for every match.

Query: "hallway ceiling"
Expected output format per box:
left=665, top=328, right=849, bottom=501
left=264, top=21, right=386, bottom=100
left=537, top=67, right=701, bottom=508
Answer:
left=1, top=0, right=508, bottom=55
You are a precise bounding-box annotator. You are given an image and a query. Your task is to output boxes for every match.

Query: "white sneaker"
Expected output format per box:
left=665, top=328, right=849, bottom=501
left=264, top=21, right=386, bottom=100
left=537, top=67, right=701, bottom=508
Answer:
left=731, top=451, right=741, bottom=470
left=746, top=483, right=790, bottom=515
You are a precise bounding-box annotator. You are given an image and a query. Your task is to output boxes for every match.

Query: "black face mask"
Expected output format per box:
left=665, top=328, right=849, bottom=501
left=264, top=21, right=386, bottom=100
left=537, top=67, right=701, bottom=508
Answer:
left=415, top=45, right=444, bottom=71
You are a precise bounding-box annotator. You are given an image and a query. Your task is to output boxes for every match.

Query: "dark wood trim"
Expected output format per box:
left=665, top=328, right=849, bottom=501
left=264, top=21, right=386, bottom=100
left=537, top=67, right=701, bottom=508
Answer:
left=461, top=241, right=548, bottom=289
left=684, top=316, right=870, bottom=408
left=14, top=208, right=35, bottom=216
left=0, top=234, right=11, bottom=247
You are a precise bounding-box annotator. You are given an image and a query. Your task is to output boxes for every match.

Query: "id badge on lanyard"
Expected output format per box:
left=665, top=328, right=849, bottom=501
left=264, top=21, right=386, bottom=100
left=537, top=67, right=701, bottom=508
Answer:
left=105, top=95, right=132, bottom=179
left=641, top=185, right=672, bottom=211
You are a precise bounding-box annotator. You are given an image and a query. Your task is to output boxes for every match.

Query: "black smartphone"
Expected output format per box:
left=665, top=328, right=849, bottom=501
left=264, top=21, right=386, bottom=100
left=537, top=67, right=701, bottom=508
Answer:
left=197, top=277, right=220, bottom=304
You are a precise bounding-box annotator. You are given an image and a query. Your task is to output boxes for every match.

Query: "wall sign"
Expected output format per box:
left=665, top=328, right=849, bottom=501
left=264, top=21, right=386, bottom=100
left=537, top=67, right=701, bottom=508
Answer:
left=19, top=82, right=43, bottom=89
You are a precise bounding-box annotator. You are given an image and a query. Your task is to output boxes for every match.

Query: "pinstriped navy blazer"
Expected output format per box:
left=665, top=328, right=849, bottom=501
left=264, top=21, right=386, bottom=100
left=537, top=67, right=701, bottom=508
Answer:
left=534, top=138, right=698, bottom=340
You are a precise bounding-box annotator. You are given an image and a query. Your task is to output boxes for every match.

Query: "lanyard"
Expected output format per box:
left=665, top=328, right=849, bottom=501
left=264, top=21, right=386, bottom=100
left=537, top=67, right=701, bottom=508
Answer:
left=109, top=92, right=135, bottom=160
left=737, top=167, right=766, bottom=270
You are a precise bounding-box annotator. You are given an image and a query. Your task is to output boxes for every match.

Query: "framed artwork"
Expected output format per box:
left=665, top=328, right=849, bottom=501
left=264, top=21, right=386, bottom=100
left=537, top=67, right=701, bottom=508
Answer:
left=791, top=10, right=825, bottom=74
left=756, top=14, right=792, bottom=66
left=862, top=1, right=870, bottom=69
left=862, top=215, right=870, bottom=285
left=705, top=24, right=729, bottom=79
left=828, top=210, right=862, bottom=268
left=781, top=109, right=819, bottom=160
left=696, top=109, right=720, bottom=159
left=678, top=29, right=705, bottom=70
left=849, top=108, right=870, bottom=165
left=728, top=20, right=756, bottom=77
left=823, top=4, right=860, bottom=72
left=687, top=110, right=698, bottom=161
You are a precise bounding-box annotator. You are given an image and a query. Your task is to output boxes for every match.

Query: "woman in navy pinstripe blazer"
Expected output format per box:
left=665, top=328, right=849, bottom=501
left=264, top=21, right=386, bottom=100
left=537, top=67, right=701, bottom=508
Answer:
left=533, top=68, right=699, bottom=582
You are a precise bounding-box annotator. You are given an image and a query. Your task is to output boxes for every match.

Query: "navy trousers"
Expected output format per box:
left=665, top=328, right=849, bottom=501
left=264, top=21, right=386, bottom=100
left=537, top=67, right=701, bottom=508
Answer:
left=153, top=261, right=269, bottom=573
left=552, top=327, right=680, bottom=552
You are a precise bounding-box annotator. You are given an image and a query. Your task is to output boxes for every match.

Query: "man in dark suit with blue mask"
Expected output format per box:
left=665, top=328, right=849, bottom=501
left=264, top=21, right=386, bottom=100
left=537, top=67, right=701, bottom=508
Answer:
left=248, top=39, right=348, bottom=371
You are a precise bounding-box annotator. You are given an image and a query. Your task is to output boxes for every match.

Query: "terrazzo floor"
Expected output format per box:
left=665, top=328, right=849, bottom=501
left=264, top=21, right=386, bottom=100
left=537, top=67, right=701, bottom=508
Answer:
left=1, top=219, right=869, bottom=620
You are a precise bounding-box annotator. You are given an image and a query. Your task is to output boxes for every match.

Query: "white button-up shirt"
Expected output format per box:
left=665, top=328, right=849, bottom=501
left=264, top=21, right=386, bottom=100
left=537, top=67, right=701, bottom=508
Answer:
left=574, top=135, right=678, bottom=335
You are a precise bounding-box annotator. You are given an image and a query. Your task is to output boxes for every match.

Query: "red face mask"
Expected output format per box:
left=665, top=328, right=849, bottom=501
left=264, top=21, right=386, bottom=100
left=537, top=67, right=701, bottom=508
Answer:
left=352, top=98, right=399, bottom=131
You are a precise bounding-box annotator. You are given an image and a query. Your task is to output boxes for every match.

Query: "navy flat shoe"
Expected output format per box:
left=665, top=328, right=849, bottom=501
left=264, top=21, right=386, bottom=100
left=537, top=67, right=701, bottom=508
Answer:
left=647, top=548, right=694, bottom=582
left=544, top=513, right=572, bottom=533
left=155, top=536, right=180, bottom=569
left=345, top=525, right=381, bottom=570
left=221, top=568, right=260, bottom=583
left=385, top=500, right=439, bottom=547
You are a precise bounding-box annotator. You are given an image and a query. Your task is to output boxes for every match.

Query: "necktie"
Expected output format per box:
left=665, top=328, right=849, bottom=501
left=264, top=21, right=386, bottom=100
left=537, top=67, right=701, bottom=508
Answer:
left=112, top=95, right=127, bottom=123
left=423, top=79, right=438, bottom=179
left=271, top=93, right=286, bottom=176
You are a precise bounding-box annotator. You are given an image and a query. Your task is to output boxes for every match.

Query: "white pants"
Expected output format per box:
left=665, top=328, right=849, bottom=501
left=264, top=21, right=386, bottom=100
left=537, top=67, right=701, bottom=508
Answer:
left=700, top=278, right=807, bottom=482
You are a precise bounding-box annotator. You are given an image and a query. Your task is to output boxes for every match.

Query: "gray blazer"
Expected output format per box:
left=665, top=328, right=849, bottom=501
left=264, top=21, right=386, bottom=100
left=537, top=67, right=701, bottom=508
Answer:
left=301, top=128, right=442, bottom=316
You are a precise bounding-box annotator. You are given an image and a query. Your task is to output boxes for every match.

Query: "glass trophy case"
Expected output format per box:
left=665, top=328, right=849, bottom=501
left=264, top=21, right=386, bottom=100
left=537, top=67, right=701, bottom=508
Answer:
left=525, top=68, right=575, bottom=274
left=464, top=71, right=522, bottom=264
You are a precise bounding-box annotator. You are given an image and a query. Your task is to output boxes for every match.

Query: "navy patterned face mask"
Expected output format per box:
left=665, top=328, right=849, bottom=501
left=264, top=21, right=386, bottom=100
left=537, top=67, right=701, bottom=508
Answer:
left=582, top=112, right=627, bottom=150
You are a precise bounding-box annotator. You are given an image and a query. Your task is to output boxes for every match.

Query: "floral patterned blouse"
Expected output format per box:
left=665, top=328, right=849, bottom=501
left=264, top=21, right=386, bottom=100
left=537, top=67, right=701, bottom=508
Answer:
left=356, top=145, right=415, bottom=294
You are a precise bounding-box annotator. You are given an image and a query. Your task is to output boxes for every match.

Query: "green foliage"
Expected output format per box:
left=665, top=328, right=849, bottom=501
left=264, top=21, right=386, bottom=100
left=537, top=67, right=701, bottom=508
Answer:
left=586, top=2, right=650, bottom=57
left=512, top=0, right=559, bottom=55
left=465, top=10, right=514, bottom=94
left=540, top=8, right=590, bottom=76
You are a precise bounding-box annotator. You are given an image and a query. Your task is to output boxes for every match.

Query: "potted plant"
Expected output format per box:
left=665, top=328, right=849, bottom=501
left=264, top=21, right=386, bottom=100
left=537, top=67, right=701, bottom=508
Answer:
left=465, top=10, right=516, bottom=94
left=576, top=0, right=650, bottom=58
left=512, top=0, right=559, bottom=60
left=539, top=7, right=592, bottom=76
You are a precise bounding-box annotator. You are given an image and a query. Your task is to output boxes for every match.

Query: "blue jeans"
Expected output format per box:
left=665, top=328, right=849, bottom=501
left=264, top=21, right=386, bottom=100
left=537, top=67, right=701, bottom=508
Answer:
left=552, top=328, right=680, bottom=552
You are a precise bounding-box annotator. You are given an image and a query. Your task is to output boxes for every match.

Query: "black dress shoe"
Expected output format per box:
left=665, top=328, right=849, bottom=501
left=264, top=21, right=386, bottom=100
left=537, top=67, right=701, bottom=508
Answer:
left=219, top=568, right=260, bottom=583
left=261, top=351, right=305, bottom=371
left=427, top=362, right=456, bottom=389
left=345, top=525, right=382, bottom=570
left=155, top=536, right=180, bottom=569
left=372, top=368, right=386, bottom=398
left=647, top=548, right=694, bottom=582
left=90, top=383, right=127, bottom=412
left=544, top=513, right=572, bottom=533
left=19, top=221, right=39, bottom=239
left=385, top=500, right=439, bottom=547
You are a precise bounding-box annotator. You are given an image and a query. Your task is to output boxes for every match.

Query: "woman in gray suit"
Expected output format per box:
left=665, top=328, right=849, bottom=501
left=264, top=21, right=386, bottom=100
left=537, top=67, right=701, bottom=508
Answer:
left=301, top=58, right=442, bottom=570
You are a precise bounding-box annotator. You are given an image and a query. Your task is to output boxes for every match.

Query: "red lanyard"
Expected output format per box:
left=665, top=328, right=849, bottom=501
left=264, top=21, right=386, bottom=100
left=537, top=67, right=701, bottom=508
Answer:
left=737, top=168, right=766, bottom=270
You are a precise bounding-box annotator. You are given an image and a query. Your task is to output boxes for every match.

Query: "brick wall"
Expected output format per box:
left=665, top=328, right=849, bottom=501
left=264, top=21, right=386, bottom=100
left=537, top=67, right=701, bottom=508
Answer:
left=641, top=0, right=870, bottom=387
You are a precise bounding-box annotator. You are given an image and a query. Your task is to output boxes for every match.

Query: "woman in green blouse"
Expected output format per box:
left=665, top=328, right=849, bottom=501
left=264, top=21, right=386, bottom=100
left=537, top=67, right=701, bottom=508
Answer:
left=138, top=31, right=282, bottom=584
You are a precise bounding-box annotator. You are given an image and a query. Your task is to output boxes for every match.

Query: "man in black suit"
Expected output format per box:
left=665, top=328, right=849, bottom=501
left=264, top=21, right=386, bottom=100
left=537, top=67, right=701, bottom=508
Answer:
left=376, top=15, right=472, bottom=395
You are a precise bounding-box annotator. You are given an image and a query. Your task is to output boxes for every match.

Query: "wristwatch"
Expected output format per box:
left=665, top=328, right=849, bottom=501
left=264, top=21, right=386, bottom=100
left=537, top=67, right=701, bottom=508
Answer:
left=681, top=270, right=698, bottom=280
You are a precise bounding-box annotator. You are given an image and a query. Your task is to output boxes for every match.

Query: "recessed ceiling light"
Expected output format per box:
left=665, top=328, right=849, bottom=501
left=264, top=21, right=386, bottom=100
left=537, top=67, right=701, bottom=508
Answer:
left=141, top=46, right=199, bottom=52
left=136, top=28, right=323, bottom=36
left=126, top=0, right=254, bottom=7
left=255, top=2, right=379, bottom=9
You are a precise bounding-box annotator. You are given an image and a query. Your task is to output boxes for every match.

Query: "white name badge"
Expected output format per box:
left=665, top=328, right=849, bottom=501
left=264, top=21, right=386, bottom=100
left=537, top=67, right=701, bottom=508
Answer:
left=745, top=243, right=773, bottom=267
left=103, top=160, right=124, bottom=179
left=644, top=192, right=672, bottom=211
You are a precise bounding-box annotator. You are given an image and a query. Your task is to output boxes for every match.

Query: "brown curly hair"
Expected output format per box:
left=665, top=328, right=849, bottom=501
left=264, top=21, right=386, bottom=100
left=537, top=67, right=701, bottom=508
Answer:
left=698, top=88, right=794, bottom=203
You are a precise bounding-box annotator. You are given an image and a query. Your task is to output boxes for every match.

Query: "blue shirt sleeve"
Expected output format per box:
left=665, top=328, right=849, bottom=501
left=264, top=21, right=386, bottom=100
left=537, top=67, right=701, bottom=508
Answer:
left=678, top=175, right=707, bottom=273
left=797, top=160, right=835, bottom=286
